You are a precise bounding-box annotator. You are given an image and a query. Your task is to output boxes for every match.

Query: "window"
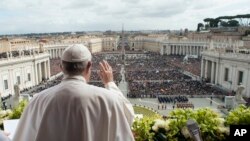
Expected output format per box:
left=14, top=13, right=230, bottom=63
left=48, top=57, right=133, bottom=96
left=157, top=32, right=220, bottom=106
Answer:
left=4, top=80, right=8, bottom=90
left=28, top=73, right=31, bottom=81
left=17, top=76, right=21, bottom=84
left=238, top=71, right=243, bottom=85
left=224, top=68, right=229, bottom=81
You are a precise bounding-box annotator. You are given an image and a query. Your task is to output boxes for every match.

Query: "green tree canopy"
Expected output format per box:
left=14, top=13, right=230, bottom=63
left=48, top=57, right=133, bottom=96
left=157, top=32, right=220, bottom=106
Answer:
left=228, top=20, right=239, bottom=27
left=197, top=23, right=204, bottom=32
left=203, top=14, right=250, bottom=27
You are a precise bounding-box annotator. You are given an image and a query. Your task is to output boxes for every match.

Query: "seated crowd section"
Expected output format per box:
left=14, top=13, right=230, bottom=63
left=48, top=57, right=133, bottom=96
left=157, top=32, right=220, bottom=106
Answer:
left=125, top=52, right=226, bottom=98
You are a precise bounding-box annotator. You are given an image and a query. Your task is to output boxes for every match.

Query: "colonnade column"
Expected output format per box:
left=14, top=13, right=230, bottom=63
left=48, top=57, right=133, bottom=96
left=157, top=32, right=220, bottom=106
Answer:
left=182, top=46, right=184, bottom=55
left=51, top=49, right=53, bottom=58
left=34, top=63, right=38, bottom=85
left=52, top=49, right=54, bottom=58
left=201, top=59, right=204, bottom=78
left=44, top=61, right=48, bottom=79
left=38, top=63, right=42, bottom=83
left=211, top=62, right=215, bottom=83
left=184, top=46, right=187, bottom=55
left=54, top=49, right=56, bottom=58
left=204, top=60, right=208, bottom=78
left=215, top=61, right=219, bottom=84
left=9, top=69, right=14, bottom=95
left=59, top=49, right=62, bottom=57
left=198, top=47, right=200, bottom=56
left=56, top=49, right=58, bottom=58
left=182, top=46, right=185, bottom=55
left=47, top=60, right=51, bottom=78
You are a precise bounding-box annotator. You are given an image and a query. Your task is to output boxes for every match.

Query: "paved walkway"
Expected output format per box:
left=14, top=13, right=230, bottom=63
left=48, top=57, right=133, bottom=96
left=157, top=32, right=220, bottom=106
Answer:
left=129, top=97, right=225, bottom=115
left=118, top=65, right=129, bottom=97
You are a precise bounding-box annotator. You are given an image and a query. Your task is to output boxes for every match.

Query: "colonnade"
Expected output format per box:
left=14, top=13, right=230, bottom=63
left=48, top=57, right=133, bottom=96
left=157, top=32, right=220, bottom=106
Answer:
left=34, top=59, right=50, bottom=85
left=201, top=59, right=219, bottom=84
left=169, top=45, right=205, bottom=56
left=47, top=48, right=65, bottom=59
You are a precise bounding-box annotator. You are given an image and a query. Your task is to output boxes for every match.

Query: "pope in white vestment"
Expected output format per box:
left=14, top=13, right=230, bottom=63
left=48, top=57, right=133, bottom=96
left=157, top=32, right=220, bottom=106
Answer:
left=12, top=44, right=135, bottom=141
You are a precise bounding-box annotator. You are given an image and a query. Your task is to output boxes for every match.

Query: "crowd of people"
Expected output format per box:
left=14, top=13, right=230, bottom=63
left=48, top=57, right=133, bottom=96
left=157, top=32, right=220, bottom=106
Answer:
left=90, top=53, right=123, bottom=86
left=126, top=70, right=190, bottom=81
left=125, top=52, right=226, bottom=98
left=167, top=55, right=201, bottom=76
left=2, top=51, right=227, bottom=104
left=20, top=75, right=63, bottom=95
left=5, top=51, right=203, bottom=99
left=50, top=59, right=61, bottom=76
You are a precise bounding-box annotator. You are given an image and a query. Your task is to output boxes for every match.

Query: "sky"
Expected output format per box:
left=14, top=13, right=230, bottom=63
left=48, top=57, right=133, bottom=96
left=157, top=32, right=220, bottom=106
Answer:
left=0, top=0, right=249, bottom=34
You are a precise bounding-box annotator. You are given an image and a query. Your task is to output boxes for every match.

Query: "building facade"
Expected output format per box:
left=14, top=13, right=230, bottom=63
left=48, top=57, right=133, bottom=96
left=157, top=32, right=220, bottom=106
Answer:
left=201, top=50, right=250, bottom=98
left=129, top=35, right=243, bottom=56
left=0, top=53, right=50, bottom=97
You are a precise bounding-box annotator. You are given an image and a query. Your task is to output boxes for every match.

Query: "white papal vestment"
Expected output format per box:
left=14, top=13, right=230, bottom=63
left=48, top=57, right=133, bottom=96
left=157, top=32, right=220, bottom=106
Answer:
left=13, top=75, right=135, bottom=141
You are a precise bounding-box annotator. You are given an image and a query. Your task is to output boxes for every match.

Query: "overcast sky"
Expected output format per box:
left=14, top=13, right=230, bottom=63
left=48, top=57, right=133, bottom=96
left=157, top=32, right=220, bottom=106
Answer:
left=0, top=0, right=249, bottom=34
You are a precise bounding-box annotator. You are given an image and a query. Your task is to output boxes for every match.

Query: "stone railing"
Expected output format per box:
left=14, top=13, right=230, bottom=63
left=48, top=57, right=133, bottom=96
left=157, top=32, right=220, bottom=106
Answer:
left=203, top=51, right=250, bottom=61
left=0, top=53, right=50, bottom=64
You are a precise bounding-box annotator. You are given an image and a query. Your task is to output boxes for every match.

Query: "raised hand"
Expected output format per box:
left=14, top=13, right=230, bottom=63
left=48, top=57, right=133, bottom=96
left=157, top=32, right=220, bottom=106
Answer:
left=98, top=60, right=114, bottom=86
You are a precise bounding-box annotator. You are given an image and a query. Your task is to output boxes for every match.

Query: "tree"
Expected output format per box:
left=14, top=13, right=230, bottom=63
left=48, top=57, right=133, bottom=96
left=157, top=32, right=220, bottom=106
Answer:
left=228, top=20, right=239, bottom=27
left=204, top=18, right=213, bottom=27
left=205, top=24, right=209, bottom=30
left=197, top=23, right=204, bottom=32
left=203, top=18, right=220, bottom=28
left=234, top=14, right=250, bottom=26
left=220, top=21, right=228, bottom=27
left=184, top=28, right=188, bottom=35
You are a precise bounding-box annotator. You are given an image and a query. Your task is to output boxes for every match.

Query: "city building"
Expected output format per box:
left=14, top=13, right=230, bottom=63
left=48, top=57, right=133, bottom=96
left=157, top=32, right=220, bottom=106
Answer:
left=0, top=52, right=50, bottom=97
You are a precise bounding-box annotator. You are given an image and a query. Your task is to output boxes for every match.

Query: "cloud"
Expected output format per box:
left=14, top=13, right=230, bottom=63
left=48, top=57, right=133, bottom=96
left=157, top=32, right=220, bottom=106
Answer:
left=0, top=0, right=249, bottom=34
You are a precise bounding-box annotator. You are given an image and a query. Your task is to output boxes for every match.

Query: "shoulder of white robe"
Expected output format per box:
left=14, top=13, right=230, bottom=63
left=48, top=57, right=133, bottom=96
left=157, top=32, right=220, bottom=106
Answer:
left=105, top=82, right=135, bottom=126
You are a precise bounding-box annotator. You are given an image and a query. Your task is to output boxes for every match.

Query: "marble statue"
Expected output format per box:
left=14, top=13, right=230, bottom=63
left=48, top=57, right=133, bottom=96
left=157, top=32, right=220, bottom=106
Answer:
left=39, top=43, right=45, bottom=53
left=12, top=84, right=20, bottom=108
left=235, top=84, right=245, bottom=102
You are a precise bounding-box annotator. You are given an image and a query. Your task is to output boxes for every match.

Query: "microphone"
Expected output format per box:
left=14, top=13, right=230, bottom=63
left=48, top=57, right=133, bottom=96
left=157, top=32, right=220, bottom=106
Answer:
left=186, top=119, right=203, bottom=141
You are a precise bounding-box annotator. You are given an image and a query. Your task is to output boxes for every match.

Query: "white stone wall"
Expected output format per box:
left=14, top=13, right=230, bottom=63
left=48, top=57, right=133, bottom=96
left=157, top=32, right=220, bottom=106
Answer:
left=202, top=51, right=250, bottom=98
left=0, top=53, right=50, bottom=97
